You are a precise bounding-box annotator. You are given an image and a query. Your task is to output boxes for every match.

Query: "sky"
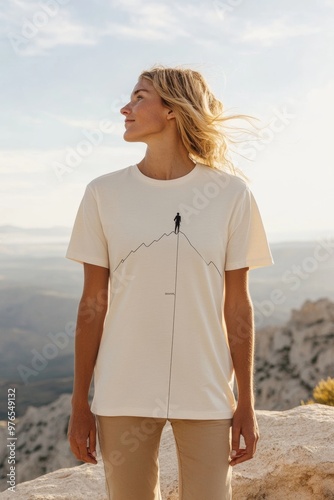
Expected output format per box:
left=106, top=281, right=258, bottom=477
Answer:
left=1, top=0, right=334, bottom=242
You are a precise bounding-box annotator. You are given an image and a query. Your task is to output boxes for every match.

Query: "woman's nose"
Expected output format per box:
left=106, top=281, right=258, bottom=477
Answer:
left=120, top=104, right=130, bottom=115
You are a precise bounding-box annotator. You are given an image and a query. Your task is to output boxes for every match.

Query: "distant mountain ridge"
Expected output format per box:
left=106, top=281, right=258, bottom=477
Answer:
left=0, top=225, right=71, bottom=235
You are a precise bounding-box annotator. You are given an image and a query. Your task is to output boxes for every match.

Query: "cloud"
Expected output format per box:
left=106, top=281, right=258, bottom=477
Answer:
left=2, top=0, right=328, bottom=57
left=57, top=116, right=107, bottom=129
left=3, top=0, right=192, bottom=56
left=236, top=19, right=321, bottom=46
left=4, top=1, right=98, bottom=56
left=0, top=149, right=58, bottom=174
left=103, top=2, right=191, bottom=41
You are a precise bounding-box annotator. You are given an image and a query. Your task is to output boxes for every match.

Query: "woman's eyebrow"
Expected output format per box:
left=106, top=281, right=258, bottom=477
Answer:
left=131, top=88, right=150, bottom=97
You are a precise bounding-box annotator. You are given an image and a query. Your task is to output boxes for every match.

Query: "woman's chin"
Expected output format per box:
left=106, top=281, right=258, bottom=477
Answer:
left=123, top=132, right=144, bottom=143
left=123, top=133, right=134, bottom=142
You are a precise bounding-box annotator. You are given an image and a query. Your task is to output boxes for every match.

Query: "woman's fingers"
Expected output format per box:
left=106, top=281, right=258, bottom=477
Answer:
left=67, top=410, right=97, bottom=464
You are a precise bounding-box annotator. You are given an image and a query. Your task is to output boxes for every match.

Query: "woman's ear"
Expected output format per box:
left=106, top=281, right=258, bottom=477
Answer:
left=167, top=109, right=176, bottom=119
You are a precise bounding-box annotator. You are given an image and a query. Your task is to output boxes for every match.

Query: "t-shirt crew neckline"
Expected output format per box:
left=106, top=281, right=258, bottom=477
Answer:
left=132, top=162, right=200, bottom=185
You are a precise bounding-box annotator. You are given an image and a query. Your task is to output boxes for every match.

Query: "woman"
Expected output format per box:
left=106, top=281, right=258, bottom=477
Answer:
left=66, top=66, right=273, bottom=500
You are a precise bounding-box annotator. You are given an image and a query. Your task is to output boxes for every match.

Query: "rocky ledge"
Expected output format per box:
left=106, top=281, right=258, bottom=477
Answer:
left=255, top=298, right=334, bottom=409
left=1, top=404, right=333, bottom=500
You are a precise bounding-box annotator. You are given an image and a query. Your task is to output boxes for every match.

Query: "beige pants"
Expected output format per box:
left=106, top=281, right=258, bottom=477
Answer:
left=96, top=415, right=232, bottom=500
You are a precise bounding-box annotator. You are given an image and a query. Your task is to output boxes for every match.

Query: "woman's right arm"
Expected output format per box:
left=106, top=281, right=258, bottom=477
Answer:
left=67, top=263, right=109, bottom=464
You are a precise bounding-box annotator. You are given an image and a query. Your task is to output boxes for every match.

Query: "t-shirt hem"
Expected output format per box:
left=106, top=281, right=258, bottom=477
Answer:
left=91, top=405, right=234, bottom=420
left=66, top=252, right=109, bottom=269
left=166, top=409, right=234, bottom=419
left=225, top=257, right=274, bottom=271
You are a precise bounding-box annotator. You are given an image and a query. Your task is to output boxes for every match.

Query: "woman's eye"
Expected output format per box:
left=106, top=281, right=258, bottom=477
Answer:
left=136, top=95, right=143, bottom=100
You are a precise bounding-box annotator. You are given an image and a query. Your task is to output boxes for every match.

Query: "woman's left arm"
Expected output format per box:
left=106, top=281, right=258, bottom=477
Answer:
left=224, top=267, right=259, bottom=466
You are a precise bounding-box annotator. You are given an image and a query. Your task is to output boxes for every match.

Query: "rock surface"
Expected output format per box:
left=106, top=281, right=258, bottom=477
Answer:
left=1, top=404, right=333, bottom=499
left=255, top=298, right=334, bottom=409
left=0, top=394, right=81, bottom=491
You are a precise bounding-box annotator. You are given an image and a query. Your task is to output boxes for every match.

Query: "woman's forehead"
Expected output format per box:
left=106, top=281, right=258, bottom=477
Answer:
left=131, top=78, right=156, bottom=97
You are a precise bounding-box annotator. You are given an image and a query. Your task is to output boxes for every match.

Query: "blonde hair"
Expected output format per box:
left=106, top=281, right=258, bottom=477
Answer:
left=139, top=65, right=254, bottom=177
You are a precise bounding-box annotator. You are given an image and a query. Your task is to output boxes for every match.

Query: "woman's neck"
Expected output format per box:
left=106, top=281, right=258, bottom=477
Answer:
left=137, top=144, right=196, bottom=181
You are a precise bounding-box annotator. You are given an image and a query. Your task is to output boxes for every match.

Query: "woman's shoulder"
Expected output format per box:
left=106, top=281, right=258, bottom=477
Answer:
left=87, top=165, right=134, bottom=191
left=198, top=162, right=250, bottom=194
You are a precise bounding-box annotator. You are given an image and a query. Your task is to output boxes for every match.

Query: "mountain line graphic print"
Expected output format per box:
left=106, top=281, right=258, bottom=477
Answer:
left=113, top=212, right=222, bottom=277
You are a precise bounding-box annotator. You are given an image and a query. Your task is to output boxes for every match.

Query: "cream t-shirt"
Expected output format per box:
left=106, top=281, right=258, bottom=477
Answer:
left=66, top=162, right=273, bottom=419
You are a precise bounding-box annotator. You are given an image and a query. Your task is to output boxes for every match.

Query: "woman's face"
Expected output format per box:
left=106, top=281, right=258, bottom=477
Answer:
left=120, top=78, right=172, bottom=143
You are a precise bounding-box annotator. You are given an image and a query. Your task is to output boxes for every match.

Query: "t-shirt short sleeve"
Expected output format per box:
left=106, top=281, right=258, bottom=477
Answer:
left=66, top=184, right=109, bottom=268
left=225, top=186, right=273, bottom=271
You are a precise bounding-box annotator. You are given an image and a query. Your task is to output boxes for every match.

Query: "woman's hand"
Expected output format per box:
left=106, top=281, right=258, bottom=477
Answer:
left=68, top=405, right=97, bottom=464
left=229, top=404, right=259, bottom=466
